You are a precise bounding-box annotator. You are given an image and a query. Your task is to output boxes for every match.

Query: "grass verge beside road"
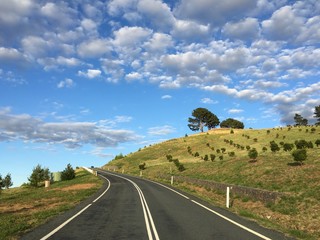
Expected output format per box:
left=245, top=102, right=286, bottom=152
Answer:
left=0, top=168, right=103, bottom=240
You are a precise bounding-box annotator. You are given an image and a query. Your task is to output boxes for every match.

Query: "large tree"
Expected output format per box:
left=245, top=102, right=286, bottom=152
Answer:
left=220, top=118, right=244, bottom=129
left=28, top=164, right=50, bottom=187
left=188, top=108, right=219, bottom=132
left=294, top=113, right=308, bottom=126
left=314, top=105, right=320, bottom=126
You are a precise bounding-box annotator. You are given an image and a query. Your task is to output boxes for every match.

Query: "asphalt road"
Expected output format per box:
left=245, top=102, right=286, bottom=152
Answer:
left=22, top=170, right=293, bottom=240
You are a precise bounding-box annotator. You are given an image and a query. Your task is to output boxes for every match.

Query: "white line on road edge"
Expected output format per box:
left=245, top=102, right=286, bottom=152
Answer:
left=105, top=171, right=159, bottom=240
left=40, top=174, right=111, bottom=240
left=191, top=200, right=272, bottom=240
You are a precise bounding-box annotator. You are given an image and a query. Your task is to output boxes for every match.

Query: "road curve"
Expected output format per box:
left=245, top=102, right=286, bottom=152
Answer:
left=22, top=170, right=293, bottom=240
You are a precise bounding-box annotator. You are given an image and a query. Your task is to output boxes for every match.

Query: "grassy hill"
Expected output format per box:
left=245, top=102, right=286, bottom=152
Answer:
left=104, top=126, right=320, bottom=239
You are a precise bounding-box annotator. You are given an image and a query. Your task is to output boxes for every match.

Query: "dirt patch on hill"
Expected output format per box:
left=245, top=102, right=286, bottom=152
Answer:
left=59, top=183, right=97, bottom=191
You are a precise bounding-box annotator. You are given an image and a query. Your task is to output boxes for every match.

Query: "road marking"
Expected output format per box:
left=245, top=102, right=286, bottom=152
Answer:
left=40, top=174, right=111, bottom=240
left=191, top=200, right=272, bottom=240
left=104, top=171, right=159, bottom=240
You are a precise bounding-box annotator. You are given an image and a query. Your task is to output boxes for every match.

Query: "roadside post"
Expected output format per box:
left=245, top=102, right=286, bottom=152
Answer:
left=226, top=187, right=230, bottom=208
left=171, top=176, right=174, bottom=185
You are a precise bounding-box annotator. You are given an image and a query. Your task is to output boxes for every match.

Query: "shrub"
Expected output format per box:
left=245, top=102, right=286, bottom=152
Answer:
left=204, top=155, right=209, bottom=161
left=230, top=129, right=234, bottom=134
left=139, top=163, right=146, bottom=170
left=253, top=138, right=258, bottom=142
left=219, top=155, right=224, bottom=160
left=262, top=147, right=267, bottom=152
left=210, top=154, right=216, bottom=161
left=61, top=164, right=76, bottom=181
left=315, top=139, right=320, bottom=147
left=307, top=141, right=314, bottom=148
left=270, top=141, right=280, bottom=153
left=216, top=149, right=221, bottom=154
left=221, top=148, right=226, bottom=153
left=228, top=152, right=235, bottom=157
left=194, top=152, right=200, bottom=157
left=311, top=128, right=316, bottom=133
left=166, top=154, right=173, bottom=162
left=246, top=145, right=251, bottom=151
left=292, top=149, right=307, bottom=165
left=295, top=140, right=309, bottom=149
left=248, top=148, right=258, bottom=161
left=283, top=143, right=294, bottom=152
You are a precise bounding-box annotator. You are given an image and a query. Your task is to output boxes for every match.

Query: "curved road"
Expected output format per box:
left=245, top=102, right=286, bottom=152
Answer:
left=22, top=170, right=293, bottom=240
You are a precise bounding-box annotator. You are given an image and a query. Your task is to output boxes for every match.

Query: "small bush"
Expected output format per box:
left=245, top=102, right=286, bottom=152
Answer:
left=283, top=143, right=294, bottom=152
left=210, top=154, right=216, bottom=161
left=194, top=152, right=200, bottom=157
left=292, top=149, right=307, bottom=165
left=228, top=152, right=235, bottom=157
left=166, top=154, right=173, bottom=162
left=295, top=140, right=309, bottom=149
left=270, top=141, right=280, bottom=153
left=139, top=163, right=146, bottom=170
left=248, top=148, right=258, bottom=161
left=219, top=155, right=223, bottom=160
left=204, top=155, right=209, bottom=161
left=315, top=139, right=320, bottom=147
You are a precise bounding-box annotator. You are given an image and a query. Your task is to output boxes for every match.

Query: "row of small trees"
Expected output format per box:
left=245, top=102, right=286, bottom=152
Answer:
left=28, top=163, right=76, bottom=187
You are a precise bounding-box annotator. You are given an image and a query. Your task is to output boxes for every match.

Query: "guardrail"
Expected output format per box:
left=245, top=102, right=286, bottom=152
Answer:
left=82, top=167, right=98, bottom=176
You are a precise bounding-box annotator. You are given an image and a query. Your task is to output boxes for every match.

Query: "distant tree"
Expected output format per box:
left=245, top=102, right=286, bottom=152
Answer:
left=314, top=105, right=320, bottom=125
left=188, top=108, right=219, bottom=132
left=61, top=164, right=76, bottom=181
left=294, top=113, right=308, bottom=126
left=0, top=174, right=3, bottom=193
left=220, top=118, right=244, bottom=129
left=3, top=173, right=13, bottom=189
left=114, top=153, right=124, bottom=160
left=248, top=148, right=258, bottom=162
left=28, top=164, right=50, bottom=187
left=292, top=149, right=307, bottom=166
left=315, top=139, right=320, bottom=147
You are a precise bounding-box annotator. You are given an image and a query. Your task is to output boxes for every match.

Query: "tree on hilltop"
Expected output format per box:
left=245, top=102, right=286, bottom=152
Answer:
left=220, top=118, right=244, bottom=129
left=28, top=164, right=50, bottom=187
left=314, top=105, right=320, bottom=126
left=294, top=113, right=308, bottom=126
left=61, top=164, right=76, bottom=181
left=188, top=108, right=220, bottom=132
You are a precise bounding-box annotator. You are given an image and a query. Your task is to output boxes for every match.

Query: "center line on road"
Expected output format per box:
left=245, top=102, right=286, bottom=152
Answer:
left=104, top=171, right=160, bottom=240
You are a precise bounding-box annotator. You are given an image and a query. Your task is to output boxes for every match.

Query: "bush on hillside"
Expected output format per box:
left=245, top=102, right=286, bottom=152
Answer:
left=270, top=141, right=280, bottom=153
left=61, top=164, right=76, bottom=181
left=292, top=149, right=307, bottom=166
left=248, top=148, right=258, bottom=162
left=283, top=143, right=294, bottom=152
left=295, top=139, right=309, bottom=149
left=28, top=164, right=50, bottom=187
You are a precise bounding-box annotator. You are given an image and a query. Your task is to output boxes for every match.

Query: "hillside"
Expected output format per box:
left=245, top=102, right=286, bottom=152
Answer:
left=104, top=126, right=320, bottom=239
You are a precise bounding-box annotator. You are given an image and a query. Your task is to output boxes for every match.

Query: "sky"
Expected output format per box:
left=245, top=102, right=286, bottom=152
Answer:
left=0, top=0, right=320, bottom=187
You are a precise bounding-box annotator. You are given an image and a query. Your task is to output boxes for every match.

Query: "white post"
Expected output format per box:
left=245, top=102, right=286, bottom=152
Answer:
left=140, top=171, right=142, bottom=177
left=226, top=187, right=230, bottom=208
left=122, top=169, right=124, bottom=174
left=95, top=171, right=98, bottom=176
left=171, top=176, right=173, bottom=185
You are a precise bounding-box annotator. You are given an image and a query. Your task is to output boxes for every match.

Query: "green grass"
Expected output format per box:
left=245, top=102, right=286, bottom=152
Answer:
left=105, top=126, right=320, bottom=239
left=0, top=169, right=103, bottom=240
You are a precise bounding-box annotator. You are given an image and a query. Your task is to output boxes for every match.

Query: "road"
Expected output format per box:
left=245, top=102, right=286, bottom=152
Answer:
left=22, top=170, right=293, bottom=240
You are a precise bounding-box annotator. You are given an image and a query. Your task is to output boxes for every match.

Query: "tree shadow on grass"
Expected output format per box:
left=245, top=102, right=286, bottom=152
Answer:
left=287, top=162, right=302, bottom=166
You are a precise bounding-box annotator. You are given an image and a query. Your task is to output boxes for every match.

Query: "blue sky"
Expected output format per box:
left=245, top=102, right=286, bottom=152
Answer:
left=1, top=0, right=320, bottom=187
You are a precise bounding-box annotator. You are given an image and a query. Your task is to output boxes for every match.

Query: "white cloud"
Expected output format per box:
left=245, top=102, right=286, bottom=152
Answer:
left=148, top=125, right=176, bottom=136
left=77, top=39, right=111, bottom=58
left=113, top=26, right=152, bottom=48
left=0, top=110, right=139, bottom=148
left=201, top=98, right=217, bottom=104
left=222, top=18, right=260, bottom=41
left=174, top=0, right=257, bottom=26
left=78, top=69, right=101, bottom=79
left=161, top=95, right=172, bottom=99
left=57, top=78, right=75, bottom=88
left=228, top=108, right=244, bottom=114
left=125, top=72, right=142, bottom=82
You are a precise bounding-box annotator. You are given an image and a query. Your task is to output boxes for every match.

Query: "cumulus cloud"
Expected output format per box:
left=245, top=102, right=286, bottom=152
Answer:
left=0, top=109, right=139, bottom=149
left=77, top=39, right=111, bottom=58
left=57, top=78, right=75, bottom=88
left=148, top=125, right=176, bottom=136
left=228, top=108, right=244, bottom=114
left=78, top=69, right=102, bottom=79
left=222, top=18, right=260, bottom=41
left=174, top=0, right=257, bottom=26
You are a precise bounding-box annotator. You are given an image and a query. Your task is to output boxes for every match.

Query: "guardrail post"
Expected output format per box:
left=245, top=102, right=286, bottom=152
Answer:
left=140, top=171, right=142, bottom=177
left=226, top=187, right=230, bottom=208
left=171, top=176, right=174, bottom=185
